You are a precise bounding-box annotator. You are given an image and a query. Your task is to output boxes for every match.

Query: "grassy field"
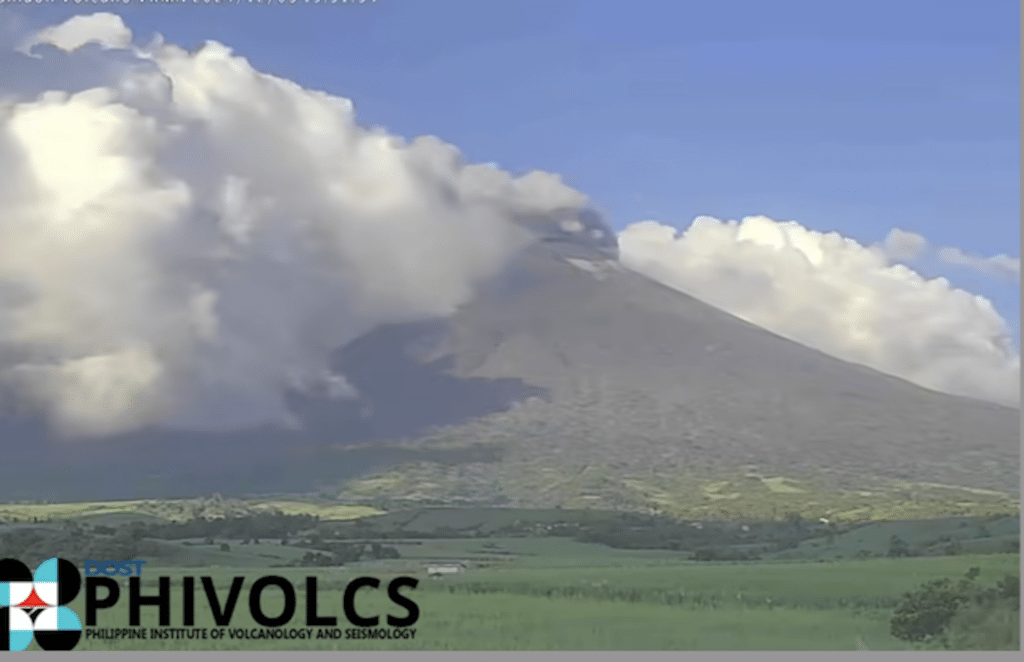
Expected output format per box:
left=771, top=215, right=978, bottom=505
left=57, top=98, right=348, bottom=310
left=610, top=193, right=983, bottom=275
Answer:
left=3, top=496, right=1017, bottom=650
left=0, top=498, right=381, bottom=524
left=429, top=553, right=1021, bottom=608
left=0, top=500, right=158, bottom=522
left=38, top=553, right=1018, bottom=651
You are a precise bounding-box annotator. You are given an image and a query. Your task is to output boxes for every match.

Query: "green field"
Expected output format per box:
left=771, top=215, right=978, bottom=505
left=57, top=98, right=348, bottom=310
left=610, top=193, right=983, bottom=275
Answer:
left=0, top=497, right=381, bottom=524
left=3, top=497, right=1017, bottom=650
left=36, top=553, right=1019, bottom=651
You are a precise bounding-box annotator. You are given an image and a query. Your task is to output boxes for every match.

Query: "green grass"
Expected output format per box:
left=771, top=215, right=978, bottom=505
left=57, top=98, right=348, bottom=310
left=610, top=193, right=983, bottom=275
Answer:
left=940, top=601, right=1021, bottom=651
left=0, top=497, right=382, bottom=524
left=65, top=590, right=909, bottom=651
left=35, top=554, right=1017, bottom=651
left=431, top=554, right=1021, bottom=608
left=5, top=495, right=1016, bottom=650
left=0, top=500, right=156, bottom=521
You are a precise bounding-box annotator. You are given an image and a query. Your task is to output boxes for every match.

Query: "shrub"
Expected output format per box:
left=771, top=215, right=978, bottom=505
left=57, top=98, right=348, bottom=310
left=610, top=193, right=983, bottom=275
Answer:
left=996, top=574, right=1020, bottom=611
left=887, top=535, right=910, bottom=558
left=942, top=601, right=1020, bottom=650
left=891, top=569, right=1020, bottom=649
left=890, top=578, right=969, bottom=642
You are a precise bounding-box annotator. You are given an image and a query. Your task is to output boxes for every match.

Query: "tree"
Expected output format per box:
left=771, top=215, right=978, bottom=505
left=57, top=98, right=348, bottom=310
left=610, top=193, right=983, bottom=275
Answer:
left=301, top=551, right=333, bottom=567
left=888, top=535, right=911, bottom=558
left=890, top=568, right=985, bottom=645
left=996, top=574, right=1019, bottom=611
left=890, top=579, right=969, bottom=642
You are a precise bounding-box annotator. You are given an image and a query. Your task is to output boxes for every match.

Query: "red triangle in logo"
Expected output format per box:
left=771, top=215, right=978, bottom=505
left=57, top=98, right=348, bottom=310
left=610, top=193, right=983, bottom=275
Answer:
left=18, top=587, right=48, bottom=608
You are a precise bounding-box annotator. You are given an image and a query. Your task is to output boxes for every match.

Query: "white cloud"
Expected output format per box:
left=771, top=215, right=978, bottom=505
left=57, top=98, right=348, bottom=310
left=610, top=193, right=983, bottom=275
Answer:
left=0, top=14, right=591, bottom=438
left=880, top=227, right=1020, bottom=282
left=619, top=216, right=1020, bottom=408
left=937, top=247, right=1020, bottom=280
left=2, top=12, right=1018, bottom=441
left=882, top=228, right=928, bottom=262
left=20, top=12, right=133, bottom=55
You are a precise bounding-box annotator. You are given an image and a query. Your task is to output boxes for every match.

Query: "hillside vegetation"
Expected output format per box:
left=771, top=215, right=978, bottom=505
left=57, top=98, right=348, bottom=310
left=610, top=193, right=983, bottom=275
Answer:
left=335, top=465, right=1019, bottom=522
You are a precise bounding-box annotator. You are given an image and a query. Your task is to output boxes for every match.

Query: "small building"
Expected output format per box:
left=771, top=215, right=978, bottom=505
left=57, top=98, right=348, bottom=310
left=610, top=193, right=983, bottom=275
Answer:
left=426, top=563, right=466, bottom=577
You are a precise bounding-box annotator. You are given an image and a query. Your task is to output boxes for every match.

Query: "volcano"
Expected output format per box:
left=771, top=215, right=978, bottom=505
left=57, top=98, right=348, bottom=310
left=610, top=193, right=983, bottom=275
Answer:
left=0, top=209, right=1017, bottom=505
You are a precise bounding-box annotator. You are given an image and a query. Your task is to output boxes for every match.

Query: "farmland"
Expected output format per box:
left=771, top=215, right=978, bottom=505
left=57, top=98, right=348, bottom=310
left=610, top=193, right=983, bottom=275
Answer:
left=39, top=553, right=1020, bottom=651
left=2, top=498, right=1018, bottom=650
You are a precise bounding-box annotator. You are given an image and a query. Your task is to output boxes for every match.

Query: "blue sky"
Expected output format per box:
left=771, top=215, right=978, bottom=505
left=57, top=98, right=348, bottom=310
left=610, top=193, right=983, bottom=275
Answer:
left=7, top=0, right=1021, bottom=339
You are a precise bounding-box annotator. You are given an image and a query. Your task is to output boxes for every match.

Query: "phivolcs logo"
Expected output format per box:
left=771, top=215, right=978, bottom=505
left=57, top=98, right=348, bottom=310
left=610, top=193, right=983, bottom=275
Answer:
left=4, top=556, right=421, bottom=649
left=1, top=557, right=83, bottom=651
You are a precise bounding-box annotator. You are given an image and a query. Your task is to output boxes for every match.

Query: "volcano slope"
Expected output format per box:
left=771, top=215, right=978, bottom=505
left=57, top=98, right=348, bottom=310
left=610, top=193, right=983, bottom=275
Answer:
left=322, top=235, right=1019, bottom=509
left=0, top=214, right=1018, bottom=511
